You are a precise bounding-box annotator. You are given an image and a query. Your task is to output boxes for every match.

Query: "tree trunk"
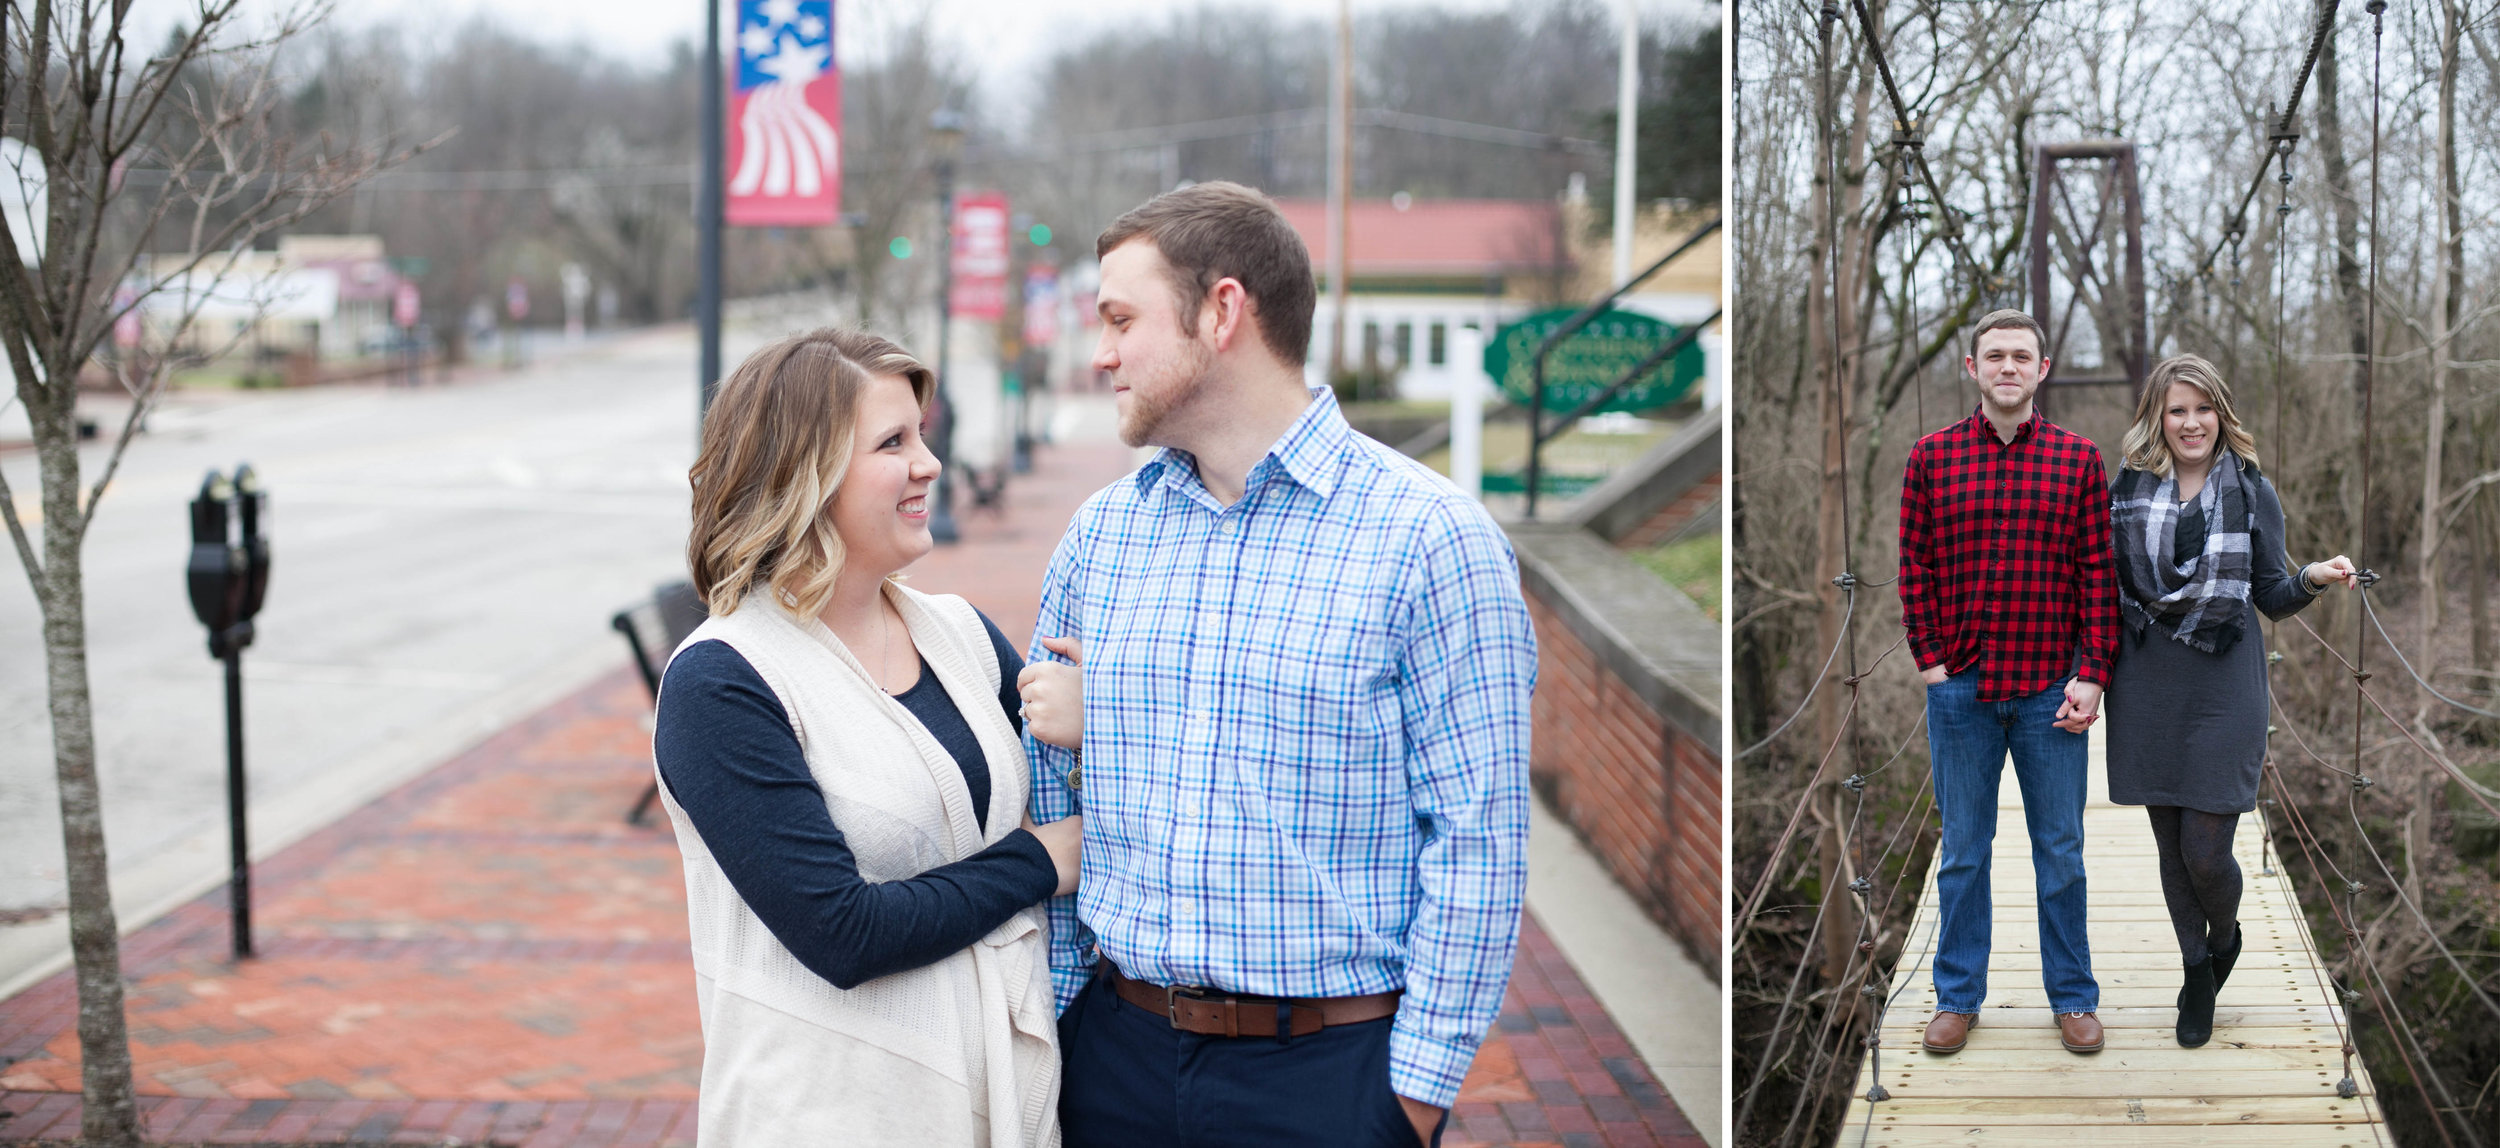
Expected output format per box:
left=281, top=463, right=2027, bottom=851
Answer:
left=2416, top=0, right=2462, bottom=709
left=2471, top=416, right=2496, bottom=688
left=1808, top=0, right=1877, bottom=985
left=28, top=378, right=141, bottom=1148
left=2312, top=16, right=2369, bottom=558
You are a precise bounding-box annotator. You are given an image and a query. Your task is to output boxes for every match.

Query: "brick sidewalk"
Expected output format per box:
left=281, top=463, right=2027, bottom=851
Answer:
left=0, top=437, right=1702, bottom=1148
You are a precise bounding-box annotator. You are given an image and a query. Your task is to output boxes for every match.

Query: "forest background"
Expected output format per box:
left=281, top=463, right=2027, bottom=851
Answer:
left=233, top=0, right=1722, bottom=366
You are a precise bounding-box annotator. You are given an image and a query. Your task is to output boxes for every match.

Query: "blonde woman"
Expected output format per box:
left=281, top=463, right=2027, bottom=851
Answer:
left=652, top=329, right=1080, bottom=1146
left=2104, top=354, right=2354, bottom=1049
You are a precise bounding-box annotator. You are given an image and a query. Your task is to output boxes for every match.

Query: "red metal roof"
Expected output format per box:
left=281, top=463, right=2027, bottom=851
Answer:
left=1272, top=198, right=1567, bottom=278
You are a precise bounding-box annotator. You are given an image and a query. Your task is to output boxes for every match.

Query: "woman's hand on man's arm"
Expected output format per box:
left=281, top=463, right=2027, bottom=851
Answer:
left=1021, top=813, right=1083, bottom=896
left=1017, top=636, right=1084, bottom=749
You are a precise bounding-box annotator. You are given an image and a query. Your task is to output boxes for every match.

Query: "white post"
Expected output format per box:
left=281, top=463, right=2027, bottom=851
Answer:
left=1450, top=324, right=1485, bottom=500
left=1612, top=0, right=1639, bottom=288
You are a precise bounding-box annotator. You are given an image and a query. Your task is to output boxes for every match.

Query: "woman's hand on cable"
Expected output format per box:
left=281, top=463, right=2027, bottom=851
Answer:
left=2304, top=555, right=2359, bottom=589
left=1016, top=636, right=1084, bottom=749
left=1021, top=812, right=1083, bottom=896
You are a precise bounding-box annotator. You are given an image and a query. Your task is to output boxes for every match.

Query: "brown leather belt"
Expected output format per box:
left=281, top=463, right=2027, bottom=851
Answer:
left=1100, top=960, right=1400, bottom=1038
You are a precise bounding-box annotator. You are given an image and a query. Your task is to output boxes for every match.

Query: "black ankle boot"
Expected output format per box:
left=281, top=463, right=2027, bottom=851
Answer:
left=2177, top=957, right=2217, bottom=1048
left=2210, top=923, right=2244, bottom=992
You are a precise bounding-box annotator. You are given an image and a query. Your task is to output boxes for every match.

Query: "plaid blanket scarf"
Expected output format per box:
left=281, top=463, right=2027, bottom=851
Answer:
left=2111, top=451, right=2254, bottom=653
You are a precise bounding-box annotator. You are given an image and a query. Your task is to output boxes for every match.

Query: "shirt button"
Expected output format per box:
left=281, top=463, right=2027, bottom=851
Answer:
left=1174, top=899, right=1196, bottom=918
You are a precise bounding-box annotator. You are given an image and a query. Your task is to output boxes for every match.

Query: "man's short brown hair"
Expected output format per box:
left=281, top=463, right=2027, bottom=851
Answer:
left=1096, top=181, right=1315, bottom=366
left=1969, top=309, right=2048, bottom=360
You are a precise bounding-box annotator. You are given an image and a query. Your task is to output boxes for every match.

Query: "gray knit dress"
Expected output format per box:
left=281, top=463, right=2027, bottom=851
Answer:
left=2104, top=473, right=2322, bottom=814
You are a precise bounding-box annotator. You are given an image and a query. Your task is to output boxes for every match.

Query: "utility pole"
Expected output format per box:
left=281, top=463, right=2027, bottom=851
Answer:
left=1326, top=0, right=1352, bottom=380
left=928, top=110, right=966, bottom=545
left=697, top=0, right=725, bottom=424
left=1612, top=0, right=1639, bottom=287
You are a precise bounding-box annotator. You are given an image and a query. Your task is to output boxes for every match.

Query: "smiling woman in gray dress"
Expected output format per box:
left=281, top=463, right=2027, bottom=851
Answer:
left=2103, top=354, right=2356, bottom=1050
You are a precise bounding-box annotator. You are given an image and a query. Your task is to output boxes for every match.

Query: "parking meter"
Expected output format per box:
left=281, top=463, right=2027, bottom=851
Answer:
left=232, top=465, right=270, bottom=627
left=187, top=470, right=241, bottom=648
left=184, top=464, right=269, bottom=959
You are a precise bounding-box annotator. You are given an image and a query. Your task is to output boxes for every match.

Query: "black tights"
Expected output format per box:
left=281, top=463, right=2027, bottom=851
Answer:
left=2145, top=805, right=2242, bottom=964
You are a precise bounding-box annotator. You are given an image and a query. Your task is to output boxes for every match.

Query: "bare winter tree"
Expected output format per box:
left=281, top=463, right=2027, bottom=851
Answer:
left=0, top=3, right=420, bottom=1142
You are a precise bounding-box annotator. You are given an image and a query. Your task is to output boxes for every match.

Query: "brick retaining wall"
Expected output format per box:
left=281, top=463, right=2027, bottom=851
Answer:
left=1508, top=524, right=1720, bottom=971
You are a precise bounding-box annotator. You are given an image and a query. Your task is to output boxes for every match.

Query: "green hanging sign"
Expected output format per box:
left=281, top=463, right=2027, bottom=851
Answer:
left=1482, top=307, right=1703, bottom=414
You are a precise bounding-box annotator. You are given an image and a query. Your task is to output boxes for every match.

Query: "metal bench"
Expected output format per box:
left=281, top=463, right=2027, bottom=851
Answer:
left=612, top=580, right=709, bottom=825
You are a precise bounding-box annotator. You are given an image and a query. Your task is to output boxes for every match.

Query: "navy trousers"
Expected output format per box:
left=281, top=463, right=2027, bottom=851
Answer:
left=1058, top=971, right=1447, bottom=1148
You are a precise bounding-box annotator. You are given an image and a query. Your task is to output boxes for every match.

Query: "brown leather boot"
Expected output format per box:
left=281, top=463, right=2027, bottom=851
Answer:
left=1921, top=1010, right=1977, bottom=1054
left=2057, top=1010, right=2104, bottom=1053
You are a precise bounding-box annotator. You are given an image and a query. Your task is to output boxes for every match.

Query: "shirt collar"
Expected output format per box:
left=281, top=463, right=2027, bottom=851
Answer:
left=1131, top=387, right=1350, bottom=502
left=1964, top=404, right=2039, bottom=445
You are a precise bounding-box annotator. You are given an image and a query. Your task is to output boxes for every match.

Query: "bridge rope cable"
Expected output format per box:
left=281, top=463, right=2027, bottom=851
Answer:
left=1736, top=12, right=1885, bottom=1137
left=2194, top=0, right=2345, bottom=281
left=2271, top=677, right=2500, bottom=1030
left=2271, top=756, right=2476, bottom=1148
left=2265, top=26, right=2494, bottom=1098
left=1744, top=699, right=1929, bottom=1145
left=2356, top=0, right=2382, bottom=812
left=1732, top=626, right=1915, bottom=940
left=2286, top=612, right=2500, bottom=819
left=1778, top=659, right=1929, bottom=1143
left=2262, top=764, right=2394, bottom=1137
left=1845, top=0, right=1984, bottom=285
left=2356, top=588, right=2500, bottom=719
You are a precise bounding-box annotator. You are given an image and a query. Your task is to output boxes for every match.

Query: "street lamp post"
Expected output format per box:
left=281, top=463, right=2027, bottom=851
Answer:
left=927, top=109, right=965, bottom=545
left=697, top=0, right=726, bottom=424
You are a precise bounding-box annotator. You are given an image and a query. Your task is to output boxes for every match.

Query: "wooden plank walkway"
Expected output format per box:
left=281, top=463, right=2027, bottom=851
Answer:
left=1839, top=727, right=2388, bottom=1145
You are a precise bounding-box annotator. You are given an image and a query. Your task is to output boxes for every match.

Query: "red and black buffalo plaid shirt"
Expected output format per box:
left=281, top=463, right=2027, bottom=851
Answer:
left=1898, top=408, right=2118, bottom=702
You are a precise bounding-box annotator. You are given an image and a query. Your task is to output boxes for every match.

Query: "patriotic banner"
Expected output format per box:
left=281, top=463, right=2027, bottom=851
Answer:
left=949, top=192, right=1010, bottom=320
left=1022, top=266, right=1060, bottom=348
left=728, top=0, right=841, bottom=227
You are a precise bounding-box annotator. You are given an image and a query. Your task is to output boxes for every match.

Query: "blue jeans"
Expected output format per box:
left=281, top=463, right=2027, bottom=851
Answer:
left=1925, top=670, right=2098, bottom=1014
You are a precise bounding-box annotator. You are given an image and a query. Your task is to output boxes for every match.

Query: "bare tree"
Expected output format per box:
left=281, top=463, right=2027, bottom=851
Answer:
left=0, top=3, right=418, bottom=1142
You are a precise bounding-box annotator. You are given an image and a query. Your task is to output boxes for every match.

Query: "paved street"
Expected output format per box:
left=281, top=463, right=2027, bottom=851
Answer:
left=1, top=327, right=748, bottom=989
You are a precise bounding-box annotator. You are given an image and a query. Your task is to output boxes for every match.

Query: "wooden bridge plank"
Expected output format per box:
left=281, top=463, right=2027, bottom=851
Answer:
left=1837, top=727, right=2386, bottom=1140
left=1840, top=1125, right=2387, bottom=1146
left=1844, top=1094, right=2379, bottom=1125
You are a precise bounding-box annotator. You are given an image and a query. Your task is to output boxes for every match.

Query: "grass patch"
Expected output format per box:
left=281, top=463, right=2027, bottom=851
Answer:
left=1637, top=530, right=1719, bottom=621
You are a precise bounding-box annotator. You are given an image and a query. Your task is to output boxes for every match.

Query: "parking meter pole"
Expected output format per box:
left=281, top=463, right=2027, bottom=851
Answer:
left=189, top=466, right=268, bottom=961
left=221, top=636, right=251, bottom=959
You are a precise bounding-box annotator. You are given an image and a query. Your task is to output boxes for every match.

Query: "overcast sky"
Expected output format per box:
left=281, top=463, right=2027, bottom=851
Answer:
left=150, top=0, right=1715, bottom=105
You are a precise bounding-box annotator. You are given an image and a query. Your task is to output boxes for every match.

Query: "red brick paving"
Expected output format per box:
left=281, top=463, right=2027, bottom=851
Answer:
left=0, top=436, right=1701, bottom=1147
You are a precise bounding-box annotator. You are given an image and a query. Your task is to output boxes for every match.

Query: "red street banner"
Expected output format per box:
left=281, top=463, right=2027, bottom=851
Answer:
left=950, top=192, right=1009, bottom=319
left=728, top=0, right=841, bottom=227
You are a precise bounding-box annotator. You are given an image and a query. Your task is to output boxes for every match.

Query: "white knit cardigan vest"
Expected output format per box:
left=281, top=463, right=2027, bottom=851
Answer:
left=654, top=582, right=1059, bottom=1147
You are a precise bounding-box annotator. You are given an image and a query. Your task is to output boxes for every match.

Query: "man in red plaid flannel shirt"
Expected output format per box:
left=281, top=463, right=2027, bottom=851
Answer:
left=1900, top=309, right=2118, bottom=1056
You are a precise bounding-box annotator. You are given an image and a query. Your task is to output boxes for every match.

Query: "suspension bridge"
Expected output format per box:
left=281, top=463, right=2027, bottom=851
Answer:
left=1840, top=727, right=2386, bottom=1144
left=1737, top=0, right=2500, bottom=1142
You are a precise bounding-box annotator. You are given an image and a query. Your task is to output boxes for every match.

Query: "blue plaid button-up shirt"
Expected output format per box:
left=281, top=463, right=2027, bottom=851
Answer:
left=1024, top=389, right=1536, bottom=1108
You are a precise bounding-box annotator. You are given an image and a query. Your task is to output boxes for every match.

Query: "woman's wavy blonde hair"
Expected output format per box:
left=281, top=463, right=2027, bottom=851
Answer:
left=2121, top=353, right=2260, bottom=476
left=687, top=328, right=934, bottom=619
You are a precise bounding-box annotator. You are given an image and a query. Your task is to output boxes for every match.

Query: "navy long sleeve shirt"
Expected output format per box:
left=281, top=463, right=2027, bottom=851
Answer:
left=654, top=610, right=1056, bottom=990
